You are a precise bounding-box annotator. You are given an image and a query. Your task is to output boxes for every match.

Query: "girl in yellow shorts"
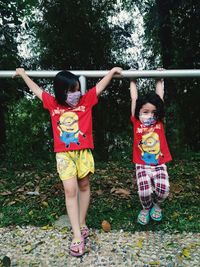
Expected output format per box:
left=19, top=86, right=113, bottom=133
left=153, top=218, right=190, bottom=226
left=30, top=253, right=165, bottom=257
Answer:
left=14, top=67, right=122, bottom=257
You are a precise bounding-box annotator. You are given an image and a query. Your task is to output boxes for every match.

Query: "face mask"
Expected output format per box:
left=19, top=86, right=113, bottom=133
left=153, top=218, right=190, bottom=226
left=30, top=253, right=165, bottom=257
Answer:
left=139, top=114, right=157, bottom=126
left=65, top=91, right=81, bottom=107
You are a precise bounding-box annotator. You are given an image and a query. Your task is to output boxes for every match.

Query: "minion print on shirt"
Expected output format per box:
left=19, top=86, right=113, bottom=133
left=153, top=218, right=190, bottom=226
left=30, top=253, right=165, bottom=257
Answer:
left=57, top=111, right=85, bottom=148
left=138, top=131, right=163, bottom=165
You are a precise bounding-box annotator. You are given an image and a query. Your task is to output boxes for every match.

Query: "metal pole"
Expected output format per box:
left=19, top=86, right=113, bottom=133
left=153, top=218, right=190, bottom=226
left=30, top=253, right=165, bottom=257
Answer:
left=1, top=69, right=200, bottom=78
left=79, top=75, right=87, bottom=95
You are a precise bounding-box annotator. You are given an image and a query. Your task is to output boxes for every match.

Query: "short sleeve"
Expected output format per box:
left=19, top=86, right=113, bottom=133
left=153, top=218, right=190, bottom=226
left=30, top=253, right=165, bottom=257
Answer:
left=42, top=91, right=57, bottom=110
left=81, top=87, right=98, bottom=108
left=131, top=115, right=136, bottom=124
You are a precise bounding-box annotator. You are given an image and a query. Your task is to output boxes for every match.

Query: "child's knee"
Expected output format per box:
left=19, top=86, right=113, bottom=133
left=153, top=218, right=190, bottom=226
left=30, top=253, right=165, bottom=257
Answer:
left=138, top=187, right=152, bottom=198
left=155, top=183, right=170, bottom=199
left=137, top=180, right=152, bottom=197
left=78, top=177, right=90, bottom=192
left=64, top=187, right=78, bottom=198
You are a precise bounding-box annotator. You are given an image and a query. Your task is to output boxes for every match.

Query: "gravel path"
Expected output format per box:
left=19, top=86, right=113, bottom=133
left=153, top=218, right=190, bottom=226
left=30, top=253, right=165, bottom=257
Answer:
left=0, top=226, right=199, bottom=267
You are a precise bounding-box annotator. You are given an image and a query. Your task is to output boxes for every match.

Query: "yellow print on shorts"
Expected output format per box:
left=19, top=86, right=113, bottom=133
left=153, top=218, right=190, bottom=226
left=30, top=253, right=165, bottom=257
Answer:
left=56, top=156, right=69, bottom=176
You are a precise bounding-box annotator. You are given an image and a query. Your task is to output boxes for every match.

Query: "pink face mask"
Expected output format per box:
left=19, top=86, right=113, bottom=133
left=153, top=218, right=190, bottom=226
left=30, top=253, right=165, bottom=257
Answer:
left=65, top=91, right=81, bottom=107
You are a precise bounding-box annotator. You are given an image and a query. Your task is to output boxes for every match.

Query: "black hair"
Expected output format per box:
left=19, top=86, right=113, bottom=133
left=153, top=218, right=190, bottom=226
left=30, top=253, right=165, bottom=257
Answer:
left=135, top=92, right=165, bottom=121
left=53, top=70, right=81, bottom=105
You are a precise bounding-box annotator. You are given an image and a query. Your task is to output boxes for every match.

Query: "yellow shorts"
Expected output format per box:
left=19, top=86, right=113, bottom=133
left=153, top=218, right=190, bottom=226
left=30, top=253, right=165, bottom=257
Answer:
left=56, top=149, right=95, bottom=181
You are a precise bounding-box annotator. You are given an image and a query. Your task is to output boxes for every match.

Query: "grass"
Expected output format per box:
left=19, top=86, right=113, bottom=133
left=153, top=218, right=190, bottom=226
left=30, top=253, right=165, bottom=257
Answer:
left=0, top=158, right=199, bottom=233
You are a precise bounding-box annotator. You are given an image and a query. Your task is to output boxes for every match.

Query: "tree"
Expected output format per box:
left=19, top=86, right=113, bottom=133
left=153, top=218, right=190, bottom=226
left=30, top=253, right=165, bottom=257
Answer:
left=0, top=0, right=40, bottom=160
left=138, top=0, right=200, bottom=154
left=0, top=1, right=24, bottom=158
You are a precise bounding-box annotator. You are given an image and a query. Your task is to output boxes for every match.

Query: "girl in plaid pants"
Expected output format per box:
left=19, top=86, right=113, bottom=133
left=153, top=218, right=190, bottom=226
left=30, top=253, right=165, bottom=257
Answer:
left=130, top=70, right=172, bottom=225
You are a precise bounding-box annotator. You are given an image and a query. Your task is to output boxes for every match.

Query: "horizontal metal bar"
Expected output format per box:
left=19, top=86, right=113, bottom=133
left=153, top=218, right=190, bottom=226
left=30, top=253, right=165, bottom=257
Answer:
left=0, top=69, right=200, bottom=78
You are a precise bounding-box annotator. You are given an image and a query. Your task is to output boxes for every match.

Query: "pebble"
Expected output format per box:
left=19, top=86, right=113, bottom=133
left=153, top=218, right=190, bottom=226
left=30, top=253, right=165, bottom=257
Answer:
left=0, top=227, right=199, bottom=266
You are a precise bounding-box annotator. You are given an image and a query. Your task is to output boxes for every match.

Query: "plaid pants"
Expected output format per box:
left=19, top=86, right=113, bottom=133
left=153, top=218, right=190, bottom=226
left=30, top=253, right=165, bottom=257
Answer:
left=135, top=164, right=170, bottom=209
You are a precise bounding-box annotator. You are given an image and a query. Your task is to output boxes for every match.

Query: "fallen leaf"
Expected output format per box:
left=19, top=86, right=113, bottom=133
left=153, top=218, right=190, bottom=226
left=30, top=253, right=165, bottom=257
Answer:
left=57, top=252, right=65, bottom=257
left=127, top=243, right=135, bottom=248
left=51, top=182, right=63, bottom=191
left=176, top=254, right=183, bottom=261
left=165, top=242, right=178, bottom=248
left=170, top=183, right=184, bottom=194
left=7, top=201, right=16, bottom=206
left=26, top=191, right=40, bottom=196
left=42, top=201, right=48, bottom=207
left=41, top=225, right=53, bottom=230
left=188, top=215, right=193, bottom=220
left=0, top=191, right=13, bottom=196
left=149, top=261, right=160, bottom=266
left=101, top=220, right=111, bottom=232
left=29, top=210, right=33, bottom=216
left=182, top=248, right=190, bottom=258
left=110, top=187, right=117, bottom=194
left=16, top=186, right=25, bottom=192
left=35, top=185, right=40, bottom=193
left=96, top=189, right=103, bottom=195
left=171, top=211, right=180, bottom=219
left=137, top=238, right=143, bottom=249
left=110, top=188, right=131, bottom=198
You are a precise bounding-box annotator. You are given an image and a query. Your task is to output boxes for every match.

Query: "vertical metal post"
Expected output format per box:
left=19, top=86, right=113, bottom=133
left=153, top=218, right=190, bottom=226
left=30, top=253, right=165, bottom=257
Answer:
left=79, top=75, right=87, bottom=95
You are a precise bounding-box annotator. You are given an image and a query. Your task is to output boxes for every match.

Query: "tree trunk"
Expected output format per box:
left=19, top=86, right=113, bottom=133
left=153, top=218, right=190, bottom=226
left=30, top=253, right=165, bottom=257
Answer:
left=0, top=103, right=6, bottom=159
left=156, top=0, right=183, bottom=155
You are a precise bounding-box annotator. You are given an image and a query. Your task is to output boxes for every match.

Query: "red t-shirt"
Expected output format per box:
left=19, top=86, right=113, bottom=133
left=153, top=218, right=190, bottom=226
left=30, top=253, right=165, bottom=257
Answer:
left=42, top=87, right=98, bottom=152
left=131, top=116, right=172, bottom=165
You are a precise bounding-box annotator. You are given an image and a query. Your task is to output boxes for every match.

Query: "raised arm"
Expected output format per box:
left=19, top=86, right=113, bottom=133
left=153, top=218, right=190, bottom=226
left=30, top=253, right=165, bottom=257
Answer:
left=155, top=79, right=164, bottom=101
left=14, top=68, right=43, bottom=100
left=130, top=79, right=138, bottom=116
left=96, top=67, right=122, bottom=96
left=155, top=68, right=165, bottom=101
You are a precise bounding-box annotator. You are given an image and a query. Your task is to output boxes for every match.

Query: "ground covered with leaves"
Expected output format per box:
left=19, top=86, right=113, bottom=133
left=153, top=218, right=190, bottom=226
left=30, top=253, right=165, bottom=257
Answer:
left=0, top=159, right=199, bottom=232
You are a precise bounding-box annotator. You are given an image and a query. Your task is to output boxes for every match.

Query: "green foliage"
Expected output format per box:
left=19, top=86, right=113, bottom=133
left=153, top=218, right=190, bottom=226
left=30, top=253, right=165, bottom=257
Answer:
left=0, top=161, right=63, bottom=226
left=137, top=0, right=200, bottom=153
left=0, top=0, right=37, bottom=73
left=0, top=0, right=38, bottom=158
left=34, top=0, right=116, bottom=69
left=5, top=96, right=54, bottom=164
left=93, top=79, right=132, bottom=160
left=0, top=159, right=199, bottom=233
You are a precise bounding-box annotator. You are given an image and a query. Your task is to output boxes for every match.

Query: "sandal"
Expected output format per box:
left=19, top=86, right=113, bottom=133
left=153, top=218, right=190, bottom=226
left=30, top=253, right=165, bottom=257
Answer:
left=137, top=209, right=150, bottom=225
left=80, top=225, right=89, bottom=239
left=150, top=206, right=162, bottom=221
left=70, top=236, right=85, bottom=257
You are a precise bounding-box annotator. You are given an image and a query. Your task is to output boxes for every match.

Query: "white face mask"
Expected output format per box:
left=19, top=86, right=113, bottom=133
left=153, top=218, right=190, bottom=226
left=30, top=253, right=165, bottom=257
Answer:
left=65, top=91, right=81, bottom=107
left=139, top=114, right=157, bottom=126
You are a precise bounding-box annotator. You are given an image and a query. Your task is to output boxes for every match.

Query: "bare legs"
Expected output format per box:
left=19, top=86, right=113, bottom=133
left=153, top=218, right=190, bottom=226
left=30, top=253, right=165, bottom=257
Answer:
left=62, top=175, right=90, bottom=240
left=78, top=175, right=90, bottom=226
left=62, top=177, right=81, bottom=239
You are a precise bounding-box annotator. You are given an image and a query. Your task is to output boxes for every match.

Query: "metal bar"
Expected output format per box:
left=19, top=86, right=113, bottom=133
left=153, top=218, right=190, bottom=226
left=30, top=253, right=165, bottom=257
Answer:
left=1, top=69, right=200, bottom=78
